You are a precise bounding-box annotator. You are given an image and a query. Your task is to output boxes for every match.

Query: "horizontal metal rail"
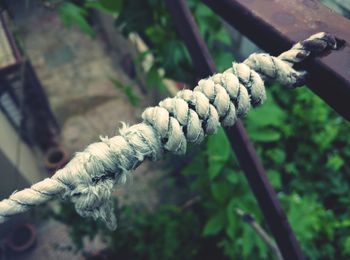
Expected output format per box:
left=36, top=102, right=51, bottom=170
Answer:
left=203, top=0, right=350, bottom=120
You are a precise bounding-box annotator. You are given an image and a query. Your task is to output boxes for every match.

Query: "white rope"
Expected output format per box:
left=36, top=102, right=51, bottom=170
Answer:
left=0, top=32, right=336, bottom=230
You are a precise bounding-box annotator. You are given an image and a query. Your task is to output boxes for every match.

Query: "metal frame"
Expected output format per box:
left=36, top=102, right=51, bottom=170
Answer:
left=165, top=1, right=304, bottom=259
left=203, top=0, right=350, bottom=121
left=166, top=0, right=350, bottom=259
left=0, top=12, right=59, bottom=150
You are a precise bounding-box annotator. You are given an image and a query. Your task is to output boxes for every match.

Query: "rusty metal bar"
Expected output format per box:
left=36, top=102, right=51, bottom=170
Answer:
left=165, top=0, right=304, bottom=259
left=203, top=0, right=350, bottom=121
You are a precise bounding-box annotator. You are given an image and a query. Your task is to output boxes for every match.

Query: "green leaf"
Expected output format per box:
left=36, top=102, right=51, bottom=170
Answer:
left=226, top=169, right=239, bottom=184
left=211, top=182, right=231, bottom=203
left=86, top=0, right=123, bottom=14
left=208, top=157, right=226, bottom=180
left=202, top=211, right=225, bottom=236
left=266, top=148, right=286, bottom=164
left=145, top=66, right=166, bottom=92
left=344, top=237, right=350, bottom=256
left=329, top=174, right=349, bottom=195
left=248, top=128, right=281, bottom=142
left=145, top=25, right=165, bottom=45
left=286, top=163, right=298, bottom=175
left=267, top=170, right=282, bottom=189
left=246, top=93, right=285, bottom=128
left=215, top=51, right=234, bottom=72
left=256, top=235, right=269, bottom=259
left=226, top=199, right=238, bottom=239
left=326, top=154, right=344, bottom=171
left=194, top=4, right=212, bottom=18
left=215, top=28, right=232, bottom=45
left=110, top=78, right=140, bottom=106
left=145, top=66, right=158, bottom=87
left=207, top=128, right=231, bottom=179
left=242, top=225, right=254, bottom=257
left=59, top=2, right=95, bottom=37
left=162, top=41, right=188, bottom=69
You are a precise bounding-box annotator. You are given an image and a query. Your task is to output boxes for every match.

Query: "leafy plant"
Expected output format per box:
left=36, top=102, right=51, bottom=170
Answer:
left=51, top=0, right=350, bottom=259
left=85, top=0, right=122, bottom=14
left=59, top=2, right=95, bottom=36
left=110, top=77, right=140, bottom=107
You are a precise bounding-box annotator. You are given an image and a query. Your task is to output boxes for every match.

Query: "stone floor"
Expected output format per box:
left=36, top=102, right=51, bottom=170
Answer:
left=5, top=2, right=166, bottom=259
left=6, top=219, right=103, bottom=260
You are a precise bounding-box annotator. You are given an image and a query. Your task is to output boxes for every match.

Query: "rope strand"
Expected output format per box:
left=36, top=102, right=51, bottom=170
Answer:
left=0, top=32, right=337, bottom=230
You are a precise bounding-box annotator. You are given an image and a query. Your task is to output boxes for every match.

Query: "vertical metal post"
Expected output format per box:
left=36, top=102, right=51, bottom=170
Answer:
left=165, top=0, right=305, bottom=259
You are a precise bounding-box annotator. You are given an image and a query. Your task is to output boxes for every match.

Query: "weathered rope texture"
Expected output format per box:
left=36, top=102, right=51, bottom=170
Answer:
left=0, top=32, right=336, bottom=230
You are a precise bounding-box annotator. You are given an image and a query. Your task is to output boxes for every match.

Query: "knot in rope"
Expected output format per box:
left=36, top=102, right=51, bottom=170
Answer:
left=0, top=32, right=337, bottom=230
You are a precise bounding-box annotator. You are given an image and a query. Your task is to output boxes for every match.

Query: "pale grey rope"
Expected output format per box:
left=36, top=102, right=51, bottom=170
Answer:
left=0, top=32, right=336, bottom=230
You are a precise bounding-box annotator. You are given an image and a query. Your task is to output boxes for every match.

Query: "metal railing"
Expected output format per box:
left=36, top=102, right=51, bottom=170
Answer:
left=203, top=0, right=350, bottom=121
left=0, top=12, right=59, bottom=149
left=166, top=0, right=350, bottom=259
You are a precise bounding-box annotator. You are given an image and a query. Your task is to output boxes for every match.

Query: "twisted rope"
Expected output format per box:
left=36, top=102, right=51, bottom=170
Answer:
left=0, top=32, right=336, bottom=230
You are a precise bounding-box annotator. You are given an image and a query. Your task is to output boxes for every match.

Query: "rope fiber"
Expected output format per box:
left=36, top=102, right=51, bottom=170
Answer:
left=0, top=32, right=337, bottom=230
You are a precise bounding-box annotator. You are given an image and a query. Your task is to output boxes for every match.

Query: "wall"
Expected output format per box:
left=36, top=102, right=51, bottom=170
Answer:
left=0, top=110, right=44, bottom=199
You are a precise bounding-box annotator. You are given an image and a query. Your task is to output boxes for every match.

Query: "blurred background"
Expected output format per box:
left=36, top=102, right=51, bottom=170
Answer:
left=0, top=0, right=349, bottom=259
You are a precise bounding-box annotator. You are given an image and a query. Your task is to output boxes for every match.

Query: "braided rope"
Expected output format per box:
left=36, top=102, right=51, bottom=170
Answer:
left=0, top=32, right=336, bottom=230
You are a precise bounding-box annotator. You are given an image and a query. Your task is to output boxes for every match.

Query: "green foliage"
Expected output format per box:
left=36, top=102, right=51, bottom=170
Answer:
left=144, top=64, right=167, bottom=92
left=50, top=201, right=101, bottom=251
left=203, top=210, right=225, bottom=236
left=245, top=93, right=286, bottom=142
left=207, top=128, right=231, bottom=180
left=59, top=2, right=95, bottom=36
left=109, top=205, right=202, bottom=260
left=110, top=77, right=140, bottom=107
left=53, top=0, right=350, bottom=259
left=51, top=201, right=227, bottom=259
left=111, top=0, right=234, bottom=84
left=85, top=0, right=122, bottom=14
left=114, top=0, right=195, bottom=84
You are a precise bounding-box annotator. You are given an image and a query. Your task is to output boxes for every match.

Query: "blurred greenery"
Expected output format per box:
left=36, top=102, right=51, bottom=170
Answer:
left=59, top=2, right=95, bottom=36
left=110, top=77, right=140, bottom=107
left=52, top=0, right=350, bottom=259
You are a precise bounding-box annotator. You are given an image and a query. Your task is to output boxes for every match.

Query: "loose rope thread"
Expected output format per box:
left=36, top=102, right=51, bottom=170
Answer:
left=0, top=32, right=336, bottom=230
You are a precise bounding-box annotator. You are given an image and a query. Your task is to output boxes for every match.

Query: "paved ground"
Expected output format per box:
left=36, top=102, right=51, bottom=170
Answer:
left=6, top=219, right=103, bottom=260
left=5, top=2, right=166, bottom=259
